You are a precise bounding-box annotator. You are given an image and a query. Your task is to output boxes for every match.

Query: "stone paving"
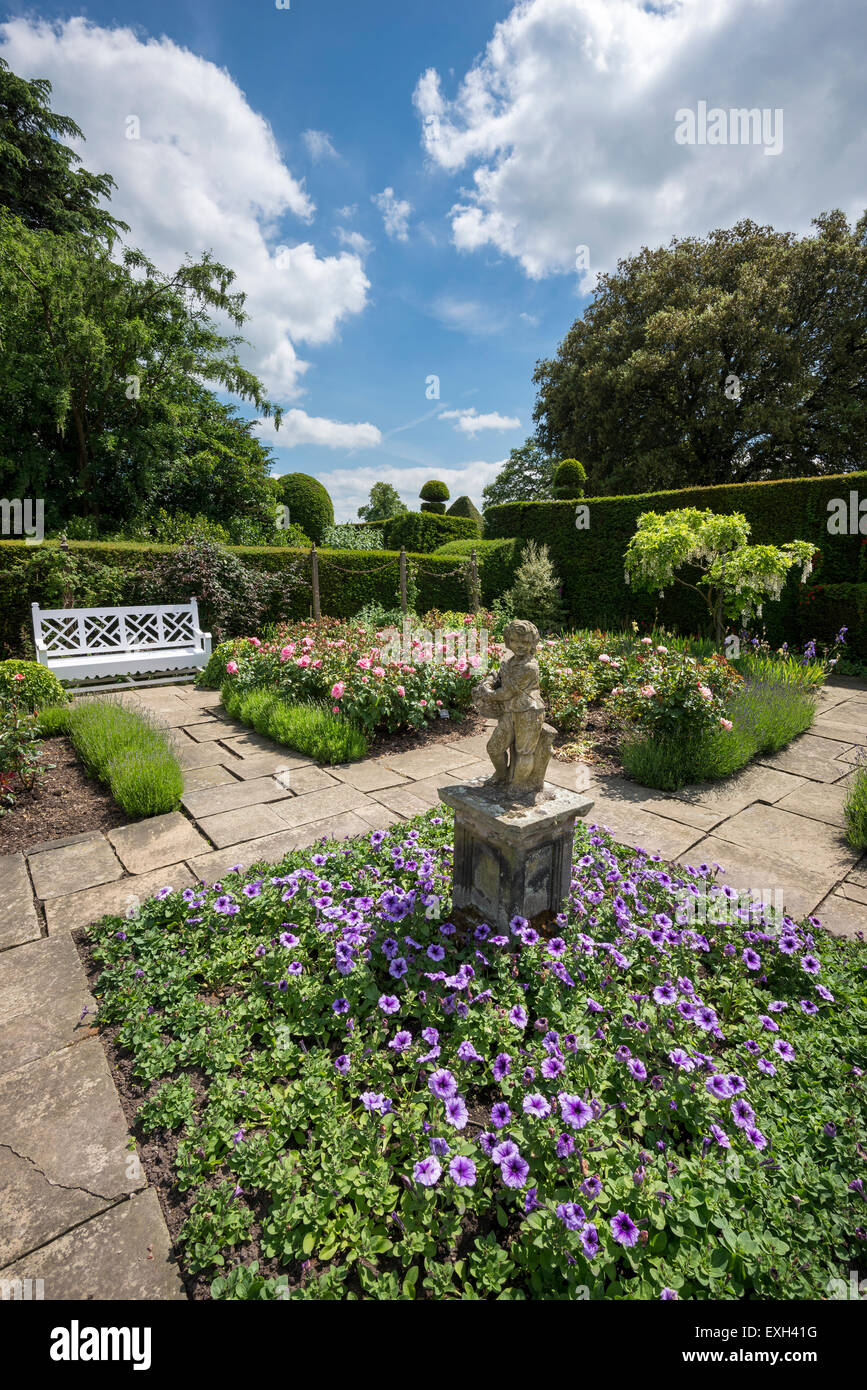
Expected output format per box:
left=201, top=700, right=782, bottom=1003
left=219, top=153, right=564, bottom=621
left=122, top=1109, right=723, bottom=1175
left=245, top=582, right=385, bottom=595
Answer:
left=1, top=674, right=866, bottom=1300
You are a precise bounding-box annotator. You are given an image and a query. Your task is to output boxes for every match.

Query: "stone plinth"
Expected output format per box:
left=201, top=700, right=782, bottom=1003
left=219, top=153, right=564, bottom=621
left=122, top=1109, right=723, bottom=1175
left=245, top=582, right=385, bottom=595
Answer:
left=439, top=778, right=594, bottom=931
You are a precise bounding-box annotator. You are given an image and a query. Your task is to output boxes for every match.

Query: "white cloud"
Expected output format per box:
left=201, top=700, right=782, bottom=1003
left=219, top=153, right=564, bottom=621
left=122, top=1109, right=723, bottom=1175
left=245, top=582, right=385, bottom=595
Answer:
left=372, top=186, right=412, bottom=241
left=439, top=408, right=521, bottom=435
left=0, top=17, right=369, bottom=400
left=336, top=227, right=373, bottom=256
left=414, top=0, right=867, bottom=281
left=254, top=410, right=382, bottom=451
left=321, top=460, right=506, bottom=522
left=431, top=295, right=510, bottom=336
left=302, top=128, right=338, bottom=162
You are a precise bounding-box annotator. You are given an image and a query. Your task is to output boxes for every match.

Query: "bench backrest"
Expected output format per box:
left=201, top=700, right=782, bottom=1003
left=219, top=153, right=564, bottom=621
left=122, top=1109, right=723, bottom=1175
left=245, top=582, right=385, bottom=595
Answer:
left=32, top=600, right=202, bottom=656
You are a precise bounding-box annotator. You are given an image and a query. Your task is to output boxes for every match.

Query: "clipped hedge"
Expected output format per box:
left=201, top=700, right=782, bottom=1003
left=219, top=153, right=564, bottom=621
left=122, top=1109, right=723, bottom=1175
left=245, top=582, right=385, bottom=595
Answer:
left=433, top=537, right=524, bottom=605
left=382, top=512, right=479, bottom=552
left=484, top=472, right=867, bottom=640
left=798, top=582, right=867, bottom=660
left=0, top=540, right=471, bottom=655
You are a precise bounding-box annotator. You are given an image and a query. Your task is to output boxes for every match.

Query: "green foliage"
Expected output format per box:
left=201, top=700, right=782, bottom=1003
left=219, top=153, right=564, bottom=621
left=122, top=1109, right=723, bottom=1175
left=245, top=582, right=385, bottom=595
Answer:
left=322, top=524, right=385, bottom=550
left=221, top=683, right=369, bottom=764
left=276, top=474, right=334, bottom=545
left=624, top=508, right=815, bottom=645
left=482, top=438, right=556, bottom=508
left=65, top=698, right=183, bottom=816
left=844, top=760, right=867, bottom=848
left=357, top=482, right=408, bottom=523
left=552, top=459, right=587, bottom=498
left=483, top=472, right=865, bottom=644
left=533, top=211, right=867, bottom=493
left=799, top=583, right=867, bottom=661
left=0, top=543, right=131, bottom=656
left=446, top=495, right=484, bottom=532
left=0, top=697, right=44, bottom=812
left=384, top=512, right=477, bottom=553
left=419, top=479, right=450, bottom=515
left=0, top=659, right=69, bottom=710
left=136, top=1078, right=197, bottom=1134
left=498, top=540, right=565, bottom=631
left=34, top=703, right=71, bottom=736
left=433, top=538, right=524, bottom=606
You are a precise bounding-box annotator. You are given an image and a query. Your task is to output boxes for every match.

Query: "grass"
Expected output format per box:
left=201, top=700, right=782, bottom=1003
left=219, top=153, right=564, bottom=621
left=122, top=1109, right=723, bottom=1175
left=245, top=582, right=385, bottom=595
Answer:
left=62, top=698, right=183, bottom=816
left=844, top=758, right=867, bottom=847
left=221, top=681, right=369, bottom=764
left=35, top=703, right=72, bottom=737
left=621, top=674, right=818, bottom=791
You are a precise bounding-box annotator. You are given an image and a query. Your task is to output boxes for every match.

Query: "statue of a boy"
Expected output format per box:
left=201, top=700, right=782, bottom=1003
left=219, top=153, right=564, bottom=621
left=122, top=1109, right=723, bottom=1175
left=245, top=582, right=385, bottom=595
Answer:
left=472, top=618, right=555, bottom=794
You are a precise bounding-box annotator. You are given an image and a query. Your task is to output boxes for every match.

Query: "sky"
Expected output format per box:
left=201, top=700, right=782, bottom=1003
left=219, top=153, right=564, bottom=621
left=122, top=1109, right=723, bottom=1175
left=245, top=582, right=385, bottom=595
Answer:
left=1, top=0, right=865, bottom=520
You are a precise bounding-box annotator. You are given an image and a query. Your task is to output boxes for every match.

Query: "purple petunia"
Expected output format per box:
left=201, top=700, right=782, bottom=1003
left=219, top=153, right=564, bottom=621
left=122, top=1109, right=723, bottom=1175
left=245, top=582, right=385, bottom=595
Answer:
left=610, top=1210, right=639, bottom=1247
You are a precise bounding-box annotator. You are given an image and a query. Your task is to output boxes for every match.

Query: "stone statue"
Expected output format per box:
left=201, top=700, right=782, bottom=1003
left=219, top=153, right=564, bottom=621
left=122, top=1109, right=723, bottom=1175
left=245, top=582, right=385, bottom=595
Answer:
left=472, top=618, right=555, bottom=795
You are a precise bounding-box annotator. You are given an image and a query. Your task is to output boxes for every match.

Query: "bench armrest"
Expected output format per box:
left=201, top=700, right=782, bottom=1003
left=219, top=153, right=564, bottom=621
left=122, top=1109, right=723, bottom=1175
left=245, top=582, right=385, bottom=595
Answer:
left=194, top=627, right=212, bottom=658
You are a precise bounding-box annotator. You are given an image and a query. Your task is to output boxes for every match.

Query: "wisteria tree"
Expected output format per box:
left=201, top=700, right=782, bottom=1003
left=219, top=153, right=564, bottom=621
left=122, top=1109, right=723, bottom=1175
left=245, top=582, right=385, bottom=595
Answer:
left=623, top=508, right=815, bottom=647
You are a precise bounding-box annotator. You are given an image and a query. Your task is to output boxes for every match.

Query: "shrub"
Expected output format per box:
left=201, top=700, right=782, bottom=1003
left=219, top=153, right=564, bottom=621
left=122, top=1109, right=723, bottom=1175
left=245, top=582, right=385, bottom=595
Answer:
left=498, top=540, right=565, bottom=631
left=433, top=538, right=524, bottom=605
left=0, top=659, right=69, bottom=711
left=608, top=646, right=742, bottom=742
left=383, top=513, right=478, bottom=554
left=552, top=459, right=587, bottom=498
left=276, top=474, right=334, bottom=544
left=844, top=759, right=867, bottom=848
left=0, top=698, right=44, bottom=811
left=221, top=682, right=369, bottom=764
left=321, top=524, right=385, bottom=551
left=446, top=495, right=484, bottom=533
left=133, top=539, right=303, bottom=643
left=419, top=479, right=450, bottom=515
left=65, top=699, right=183, bottom=815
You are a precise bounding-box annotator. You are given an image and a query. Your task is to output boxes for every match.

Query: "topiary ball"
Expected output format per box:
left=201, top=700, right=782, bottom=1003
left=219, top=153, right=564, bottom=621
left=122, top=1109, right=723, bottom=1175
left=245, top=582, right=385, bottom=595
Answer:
left=276, top=473, right=335, bottom=544
left=419, top=479, right=451, bottom=505
left=552, top=459, right=587, bottom=498
left=0, top=659, right=69, bottom=711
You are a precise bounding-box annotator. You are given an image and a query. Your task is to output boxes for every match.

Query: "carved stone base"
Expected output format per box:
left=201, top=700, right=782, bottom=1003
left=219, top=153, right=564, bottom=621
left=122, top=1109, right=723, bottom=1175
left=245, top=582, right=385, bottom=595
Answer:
left=438, top=778, right=594, bottom=933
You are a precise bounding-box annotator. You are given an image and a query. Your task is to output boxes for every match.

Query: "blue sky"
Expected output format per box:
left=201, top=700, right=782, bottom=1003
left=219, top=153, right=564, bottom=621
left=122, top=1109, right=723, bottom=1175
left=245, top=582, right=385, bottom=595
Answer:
left=2, top=1, right=864, bottom=518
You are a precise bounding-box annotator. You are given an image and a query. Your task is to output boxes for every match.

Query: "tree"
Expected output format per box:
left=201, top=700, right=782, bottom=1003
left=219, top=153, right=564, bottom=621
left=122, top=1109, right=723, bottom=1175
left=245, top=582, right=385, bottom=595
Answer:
left=419, top=479, right=450, bottom=514
left=357, top=482, right=407, bottom=523
left=552, top=459, right=586, bottom=498
left=0, top=57, right=127, bottom=241
left=499, top=540, right=565, bottom=631
left=533, top=213, right=867, bottom=495
left=623, top=508, right=815, bottom=647
left=482, top=438, right=556, bottom=508
left=275, top=473, right=334, bottom=544
left=0, top=211, right=281, bottom=526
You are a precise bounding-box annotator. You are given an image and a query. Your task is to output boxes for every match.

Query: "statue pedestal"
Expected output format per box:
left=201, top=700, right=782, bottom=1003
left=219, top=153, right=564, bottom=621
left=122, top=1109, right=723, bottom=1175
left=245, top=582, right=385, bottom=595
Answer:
left=439, top=778, right=594, bottom=932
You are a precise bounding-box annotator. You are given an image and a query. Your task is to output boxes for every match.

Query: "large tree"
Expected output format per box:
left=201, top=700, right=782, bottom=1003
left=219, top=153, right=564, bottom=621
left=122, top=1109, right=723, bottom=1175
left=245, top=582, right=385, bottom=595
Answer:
left=357, top=481, right=408, bottom=522
left=0, top=56, right=127, bottom=241
left=0, top=211, right=281, bottom=527
left=532, top=212, right=867, bottom=495
left=481, top=438, right=556, bottom=508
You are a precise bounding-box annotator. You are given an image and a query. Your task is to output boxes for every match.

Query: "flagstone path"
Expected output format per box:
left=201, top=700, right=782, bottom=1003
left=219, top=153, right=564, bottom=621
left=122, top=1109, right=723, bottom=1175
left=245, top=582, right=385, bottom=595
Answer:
left=1, top=675, right=866, bottom=1300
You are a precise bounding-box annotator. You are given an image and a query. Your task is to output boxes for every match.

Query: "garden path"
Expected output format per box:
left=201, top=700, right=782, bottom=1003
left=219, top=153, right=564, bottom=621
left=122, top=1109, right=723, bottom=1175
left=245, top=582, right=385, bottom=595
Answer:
left=1, top=675, right=865, bottom=1299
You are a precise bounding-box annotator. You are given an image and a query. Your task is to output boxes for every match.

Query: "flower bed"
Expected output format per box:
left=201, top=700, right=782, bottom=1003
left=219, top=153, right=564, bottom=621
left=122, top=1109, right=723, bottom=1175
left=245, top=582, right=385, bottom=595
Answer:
left=87, top=810, right=866, bottom=1301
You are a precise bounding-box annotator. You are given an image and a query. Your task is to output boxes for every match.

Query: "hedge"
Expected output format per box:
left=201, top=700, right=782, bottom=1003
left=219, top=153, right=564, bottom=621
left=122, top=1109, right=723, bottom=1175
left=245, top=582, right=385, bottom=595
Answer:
left=433, top=538, right=524, bottom=605
left=382, top=512, right=479, bottom=552
left=0, top=541, right=472, bottom=656
left=484, top=472, right=867, bottom=642
left=797, top=582, right=867, bottom=660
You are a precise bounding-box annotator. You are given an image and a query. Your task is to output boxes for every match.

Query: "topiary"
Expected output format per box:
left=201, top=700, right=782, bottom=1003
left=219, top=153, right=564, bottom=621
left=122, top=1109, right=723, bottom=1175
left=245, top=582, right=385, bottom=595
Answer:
left=419, top=479, right=450, bottom=515
left=276, top=473, right=335, bottom=544
left=0, top=659, right=70, bottom=710
left=446, top=495, right=484, bottom=533
left=552, top=459, right=587, bottom=498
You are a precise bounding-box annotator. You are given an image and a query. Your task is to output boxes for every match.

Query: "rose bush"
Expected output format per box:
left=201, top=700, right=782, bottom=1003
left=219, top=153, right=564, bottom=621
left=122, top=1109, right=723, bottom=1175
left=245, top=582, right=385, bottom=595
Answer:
left=607, top=645, right=742, bottom=741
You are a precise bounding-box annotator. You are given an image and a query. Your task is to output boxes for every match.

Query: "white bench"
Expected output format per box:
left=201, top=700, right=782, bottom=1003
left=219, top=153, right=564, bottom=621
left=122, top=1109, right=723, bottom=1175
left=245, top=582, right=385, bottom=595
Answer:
left=32, top=599, right=212, bottom=691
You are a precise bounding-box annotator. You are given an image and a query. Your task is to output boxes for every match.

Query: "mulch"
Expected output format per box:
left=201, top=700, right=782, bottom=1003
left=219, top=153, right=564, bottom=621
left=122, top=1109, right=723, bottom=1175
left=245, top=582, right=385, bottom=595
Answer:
left=0, top=736, right=130, bottom=855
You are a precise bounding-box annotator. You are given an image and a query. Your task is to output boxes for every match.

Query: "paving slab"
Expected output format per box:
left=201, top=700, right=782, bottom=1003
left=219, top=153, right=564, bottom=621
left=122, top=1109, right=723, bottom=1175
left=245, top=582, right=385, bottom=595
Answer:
left=281, top=811, right=374, bottom=849
left=844, top=856, right=867, bottom=889
left=184, top=718, right=243, bottom=742
left=812, top=892, right=867, bottom=939
left=0, top=935, right=95, bottom=1075
left=713, top=803, right=859, bottom=877
left=0, top=854, right=40, bottom=951
left=674, top=764, right=809, bottom=816
left=182, top=775, right=294, bottom=820
left=585, top=801, right=705, bottom=861
left=676, top=837, right=835, bottom=920
left=590, top=773, right=722, bottom=831
left=0, top=1188, right=186, bottom=1301
left=182, top=763, right=241, bottom=793
left=28, top=835, right=122, bottom=900
left=377, top=746, right=480, bottom=780
left=177, top=687, right=223, bottom=708
left=175, top=739, right=234, bottom=770
left=545, top=760, right=598, bottom=795
left=834, top=880, right=867, bottom=906
left=107, top=813, right=211, bottom=875
left=405, top=763, right=494, bottom=810
left=329, top=761, right=411, bottom=792
left=187, top=830, right=316, bottom=882
left=812, top=713, right=867, bottom=742
left=352, top=802, right=405, bottom=831
left=223, top=750, right=315, bottom=780
left=756, top=734, right=854, bottom=782
left=441, top=732, right=495, bottom=761
left=0, top=1039, right=144, bottom=1266
left=197, top=803, right=290, bottom=848
left=44, top=863, right=197, bottom=935
left=368, top=784, right=432, bottom=819
left=271, top=783, right=375, bottom=829
left=220, top=731, right=287, bottom=758
left=775, top=779, right=853, bottom=829
left=284, top=765, right=339, bottom=795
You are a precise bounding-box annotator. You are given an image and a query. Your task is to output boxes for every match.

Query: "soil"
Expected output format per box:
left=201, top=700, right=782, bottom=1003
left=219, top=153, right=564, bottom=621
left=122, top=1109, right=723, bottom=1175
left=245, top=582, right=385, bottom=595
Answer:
left=0, top=736, right=130, bottom=855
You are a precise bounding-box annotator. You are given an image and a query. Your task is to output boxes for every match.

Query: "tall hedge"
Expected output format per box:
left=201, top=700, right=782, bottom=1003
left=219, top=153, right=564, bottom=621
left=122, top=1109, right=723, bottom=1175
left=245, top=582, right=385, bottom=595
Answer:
left=434, top=538, right=524, bottom=605
left=484, top=472, right=867, bottom=641
left=383, top=512, right=478, bottom=552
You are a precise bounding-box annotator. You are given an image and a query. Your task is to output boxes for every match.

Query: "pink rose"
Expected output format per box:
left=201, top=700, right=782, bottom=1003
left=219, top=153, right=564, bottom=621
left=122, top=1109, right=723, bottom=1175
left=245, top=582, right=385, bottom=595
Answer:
left=226, top=661, right=239, bottom=675
left=12, top=672, right=24, bottom=682
left=296, top=656, right=311, bottom=667
left=698, top=685, right=712, bottom=700
left=396, top=685, right=405, bottom=697
left=599, top=654, right=611, bottom=664
left=279, top=643, right=295, bottom=661
left=656, top=645, right=668, bottom=654
left=357, top=658, right=371, bottom=670
left=720, top=718, right=733, bottom=731
left=639, top=684, right=656, bottom=698
left=248, top=637, right=261, bottom=648
left=331, top=682, right=345, bottom=699
left=373, top=666, right=385, bottom=678
left=302, top=637, right=315, bottom=648
left=420, top=699, right=427, bottom=707
left=332, top=705, right=340, bottom=714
